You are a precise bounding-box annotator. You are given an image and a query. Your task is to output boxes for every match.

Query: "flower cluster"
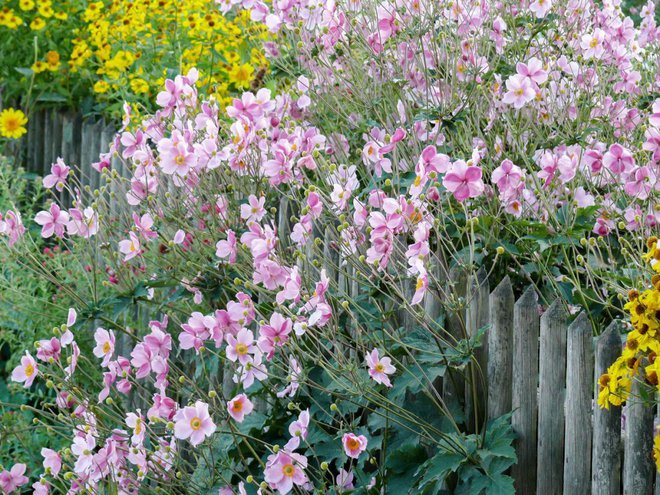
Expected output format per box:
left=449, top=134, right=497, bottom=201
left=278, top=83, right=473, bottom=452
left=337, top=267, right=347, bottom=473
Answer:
left=597, top=236, right=660, bottom=471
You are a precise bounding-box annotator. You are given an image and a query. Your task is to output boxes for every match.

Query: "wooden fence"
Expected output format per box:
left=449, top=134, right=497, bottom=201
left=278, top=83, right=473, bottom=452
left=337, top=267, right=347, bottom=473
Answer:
left=14, top=108, right=660, bottom=494
left=21, top=108, right=118, bottom=205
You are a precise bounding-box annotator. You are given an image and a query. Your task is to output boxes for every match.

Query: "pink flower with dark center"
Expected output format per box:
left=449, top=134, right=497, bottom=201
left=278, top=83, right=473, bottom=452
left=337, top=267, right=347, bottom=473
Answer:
left=342, top=432, right=368, bottom=459
left=443, top=160, right=485, bottom=202
left=227, top=394, right=254, bottom=423
left=173, top=401, right=216, bottom=446
left=264, top=451, right=308, bottom=495
left=365, top=349, right=396, bottom=387
left=11, top=352, right=38, bottom=388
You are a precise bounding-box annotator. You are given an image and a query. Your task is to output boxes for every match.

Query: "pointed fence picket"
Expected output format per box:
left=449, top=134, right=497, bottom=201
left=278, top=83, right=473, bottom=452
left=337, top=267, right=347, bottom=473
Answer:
left=16, top=109, right=660, bottom=493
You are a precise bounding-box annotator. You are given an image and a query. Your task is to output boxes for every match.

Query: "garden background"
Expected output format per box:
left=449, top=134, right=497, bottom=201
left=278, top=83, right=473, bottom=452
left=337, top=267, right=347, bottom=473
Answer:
left=0, top=0, right=659, bottom=493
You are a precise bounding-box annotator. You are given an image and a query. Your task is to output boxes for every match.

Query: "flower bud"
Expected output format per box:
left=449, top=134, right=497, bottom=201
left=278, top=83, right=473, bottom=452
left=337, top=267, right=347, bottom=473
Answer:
left=496, top=246, right=505, bottom=255
left=321, top=462, right=329, bottom=471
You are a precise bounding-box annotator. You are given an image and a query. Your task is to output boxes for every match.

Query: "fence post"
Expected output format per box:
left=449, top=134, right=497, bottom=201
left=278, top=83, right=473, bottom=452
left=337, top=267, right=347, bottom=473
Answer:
left=466, top=266, right=489, bottom=432
left=511, top=285, right=539, bottom=494
left=487, top=276, right=513, bottom=420
left=49, top=110, right=63, bottom=175
left=61, top=112, right=82, bottom=207
left=563, top=312, right=594, bottom=494
left=537, top=300, right=567, bottom=495
left=623, top=379, right=655, bottom=495
left=592, top=321, right=623, bottom=495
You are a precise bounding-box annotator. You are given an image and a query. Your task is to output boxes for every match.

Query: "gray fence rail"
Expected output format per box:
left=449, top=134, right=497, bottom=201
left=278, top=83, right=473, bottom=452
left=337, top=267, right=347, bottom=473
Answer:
left=18, top=109, right=660, bottom=494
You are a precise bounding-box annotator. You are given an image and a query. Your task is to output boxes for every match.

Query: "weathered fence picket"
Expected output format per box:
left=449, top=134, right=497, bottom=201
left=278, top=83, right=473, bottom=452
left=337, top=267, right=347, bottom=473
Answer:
left=563, top=312, right=594, bottom=494
left=512, top=286, right=540, bottom=494
left=15, top=108, right=660, bottom=494
left=487, top=275, right=513, bottom=420
left=592, top=321, right=624, bottom=495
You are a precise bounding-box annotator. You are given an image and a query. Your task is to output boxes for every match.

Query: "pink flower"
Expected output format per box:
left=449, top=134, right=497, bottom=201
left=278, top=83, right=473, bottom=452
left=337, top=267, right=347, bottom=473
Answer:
left=159, top=132, right=197, bottom=176
left=42, top=158, right=70, bottom=191
left=0, top=210, right=25, bottom=246
left=517, top=57, right=548, bottom=85
left=502, top=74, right=536, bottom=108
left=443, top=160, right=485, bottom=202
left=258, top=312, right=293, bottom=357
left=93, top=327, right=115, bottom=367
left=35, top=204, right=69, bottom=238
left=603, top=143, right=635, bottom=175
left=365, top=349, right=396, bottom=387
left=342, top=432, right=368, bottom=459
left=41, top=448, right=61, bottom=476
left=67, top=207, right=98, bottom=238
left=216, top=230, right=237, bottom=263
left=240, top=195, right=266, bottom=223
left=491, top=159, right=523, bottom=197
left=336, top=468, right=355, bottom=489
left=226, top=328, right=256, bottom=365
left=411, top=270, right=428, bottom=306
left=284, top=409, right=310, bottom=451
left=0, top=463, right=29, bottom=494
left=529, top=0, right=552, bottom=18
left=35, top=338, right=61, bottom=362
left=118, top=231, right=141, bottom=261
left=264, top=451, right=308, bottom=495
left=227, top=394, right=254, bottom=423
left=580, top=29, right=606, bottom=59
left=11, top=352, right=38, bottom=387
left=173, top=401, right=216, bottom=446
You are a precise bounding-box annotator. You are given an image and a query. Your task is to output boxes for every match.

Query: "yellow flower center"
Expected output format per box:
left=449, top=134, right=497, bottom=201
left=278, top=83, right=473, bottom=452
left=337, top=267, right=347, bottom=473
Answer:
left=282, top=464, right=295, bottom=477
left=175, top=155, right=185, bottom=166
left=25, top=363, right=35, bottom=377
left=102, top=341, right=111, bottom=353
left=190, top=417, right=202, bottom=430
left=347, top=437, right=360, bottom=450
left=236, top=343, right=248, bottom=355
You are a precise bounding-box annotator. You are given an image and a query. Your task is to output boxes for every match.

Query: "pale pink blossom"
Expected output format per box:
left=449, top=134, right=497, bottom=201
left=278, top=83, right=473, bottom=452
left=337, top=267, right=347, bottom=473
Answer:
left=342, top=432, right=368, bottom=459
left=227, top=394, right=254, bottom=423
left=42, top=158, right=70, bottom=191
left=11, top=352, right=38, bottom=387
left=118, top=231, right=142, bottom=261
left=264, top=451, right=308, bottom=494
left=0, top=463, right=29, bottom=494
left=365, top=349, right=396, bottom=387
left=35, top=204, right=69, bottom=238
left=93, top=328, right=115, bottom=367
left=173, top=401, right=216, bottom=446
left=442, top=161, right=485, bottom=202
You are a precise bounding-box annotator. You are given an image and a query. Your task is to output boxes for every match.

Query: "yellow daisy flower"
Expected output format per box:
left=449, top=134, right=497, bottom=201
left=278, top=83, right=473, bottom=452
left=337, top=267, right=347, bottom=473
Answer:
left=0, top=109, right=28, bottom=139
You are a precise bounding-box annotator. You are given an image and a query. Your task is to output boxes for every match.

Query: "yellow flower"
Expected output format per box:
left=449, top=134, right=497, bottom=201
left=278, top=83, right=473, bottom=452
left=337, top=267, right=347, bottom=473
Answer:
left=228, top=63, right=254, bottom=89
left=18, top=0, right=35, bottom=11
left=93, top=80, right=110, bottom=94
left=0, top=109, right=28, bottom=139
left=45, top=50, right=60, bottom=71
left=54, top=11, right=67, bottom=20
left=31, top=60, right=47, bottom=73
left=654, top=432, right=660, bottom=472
left=130, top=78, right=149, bottom=94
left=38, top=4, right=54, bottom=18
left=30, top=17, right=46, bottom=30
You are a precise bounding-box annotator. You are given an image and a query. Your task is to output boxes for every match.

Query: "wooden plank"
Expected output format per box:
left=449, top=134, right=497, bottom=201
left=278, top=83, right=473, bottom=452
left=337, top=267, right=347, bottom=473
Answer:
left=563, top=312, right=594, bottom=494
left=79, top=119, right=94, bottom=202
left=466, top=266, right=489, bottom=432
left=49, top=110, right=63, bottom=176
left=32, top=110, right=45, bottom=175
left=511, top=285, right=540, bottom=494
left=537, top=300, right=567, bottom=495
left=592, top=321, right=623, bottom=495
left=623, top=379, right=654, bottom=495
left=487, top=275, right=514, bottom=420
left=42, top=110, right=53, bottom=175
